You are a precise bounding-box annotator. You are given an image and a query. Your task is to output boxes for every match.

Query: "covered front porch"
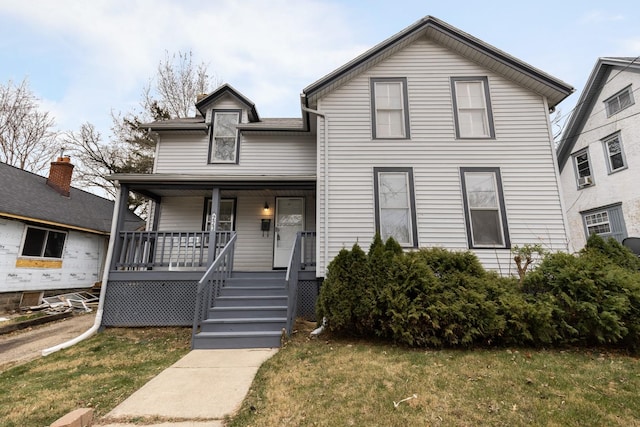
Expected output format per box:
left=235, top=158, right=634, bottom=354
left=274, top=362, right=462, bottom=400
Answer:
left=101, top=177, right=319, bottom=344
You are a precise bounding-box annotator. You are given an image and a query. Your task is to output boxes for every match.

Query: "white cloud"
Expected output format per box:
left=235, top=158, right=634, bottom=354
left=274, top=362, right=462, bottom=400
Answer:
left=0, top=0, right=369, bottom=135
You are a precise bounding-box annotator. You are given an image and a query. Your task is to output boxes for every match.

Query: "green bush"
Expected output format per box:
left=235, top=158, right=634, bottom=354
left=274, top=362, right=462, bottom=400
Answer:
left=316, top=243, right=374, bottom=336
left=317, top=234, right=640, bottom=352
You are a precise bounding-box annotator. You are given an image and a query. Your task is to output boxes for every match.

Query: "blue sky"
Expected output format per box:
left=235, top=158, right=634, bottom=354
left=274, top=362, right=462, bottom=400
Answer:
left=1, top=0, right=639, bottom=140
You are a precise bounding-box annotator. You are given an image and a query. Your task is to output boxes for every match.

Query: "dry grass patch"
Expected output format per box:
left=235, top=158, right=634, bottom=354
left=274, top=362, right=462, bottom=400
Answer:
left=228, top=321, right=640, bottom=427
left=0, top=327, right=191, bottom=427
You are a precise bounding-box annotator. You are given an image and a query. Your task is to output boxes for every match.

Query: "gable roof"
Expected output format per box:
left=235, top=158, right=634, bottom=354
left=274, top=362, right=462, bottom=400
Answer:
left=195, top=83, right=260, bottom=122
left=303, top=15, right=574, bottom=110
left=0, top=162, right=141, bottom=234
left=557, top=57, right=640, bottom=171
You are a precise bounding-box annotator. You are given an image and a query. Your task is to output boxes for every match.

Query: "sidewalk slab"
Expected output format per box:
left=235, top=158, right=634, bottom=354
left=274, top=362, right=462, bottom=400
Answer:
left=104, top=349, right=277, bottom=421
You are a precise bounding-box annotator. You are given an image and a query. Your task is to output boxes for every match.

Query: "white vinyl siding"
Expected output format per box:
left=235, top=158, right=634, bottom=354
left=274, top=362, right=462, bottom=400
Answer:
left=155, top=133, right=316, bottom=175
left=315, top=37, right=568, bottom=274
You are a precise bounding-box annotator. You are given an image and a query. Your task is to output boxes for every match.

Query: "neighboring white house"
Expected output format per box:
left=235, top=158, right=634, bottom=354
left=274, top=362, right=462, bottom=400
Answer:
left=102, top=16, right=574, bottom=333
left=557, top=57, right=640, bottom=251
left=0, top=158, right=141, bottom=311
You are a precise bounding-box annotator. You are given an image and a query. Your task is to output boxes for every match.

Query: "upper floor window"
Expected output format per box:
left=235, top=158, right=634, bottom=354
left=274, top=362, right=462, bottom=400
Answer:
left=371, top=78, right=410, bottom=139
left=460, top=167, right=510, bottom=248
left=602, top=132, right=627, bottom=174
left=20, top=226, right=66, bottom=259
left=209, top=110, right=240, bottom=163
left=451, top=77, right=495, bottom=139
left=572, top=148, right=594, bottom=188
left=604, top=86, right=634, bottom=117
left=373, top=167, right=418, bottom=247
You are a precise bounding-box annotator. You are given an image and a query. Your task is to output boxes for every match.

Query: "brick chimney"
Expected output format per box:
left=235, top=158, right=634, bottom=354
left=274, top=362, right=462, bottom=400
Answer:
left=46, top=156, right=74, bottom=196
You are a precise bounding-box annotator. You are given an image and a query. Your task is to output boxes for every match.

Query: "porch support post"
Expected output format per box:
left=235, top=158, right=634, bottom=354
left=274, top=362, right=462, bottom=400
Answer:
left=109, top=183, right=130, bottom=271
left=207, top=187, right=220, bottom=265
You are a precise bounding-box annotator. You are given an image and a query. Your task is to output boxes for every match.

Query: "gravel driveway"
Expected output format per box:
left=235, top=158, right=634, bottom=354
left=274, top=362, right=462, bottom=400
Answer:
left=0, top=312, right=97, bottom=371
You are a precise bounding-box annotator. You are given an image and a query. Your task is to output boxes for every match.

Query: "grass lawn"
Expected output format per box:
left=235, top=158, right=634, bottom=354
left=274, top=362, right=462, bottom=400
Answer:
left=228, top=321, right=640, bottom=427
left=0, top=327, right=191, bottom=427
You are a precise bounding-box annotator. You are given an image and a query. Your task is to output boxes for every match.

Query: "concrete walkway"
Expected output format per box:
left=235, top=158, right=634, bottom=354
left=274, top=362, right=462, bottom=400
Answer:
left=96, top=348, right=278, bottom=427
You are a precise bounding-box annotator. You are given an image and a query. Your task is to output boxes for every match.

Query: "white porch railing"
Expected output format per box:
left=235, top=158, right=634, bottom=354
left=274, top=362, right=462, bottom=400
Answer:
left=114, top=230, right=233, bottom=270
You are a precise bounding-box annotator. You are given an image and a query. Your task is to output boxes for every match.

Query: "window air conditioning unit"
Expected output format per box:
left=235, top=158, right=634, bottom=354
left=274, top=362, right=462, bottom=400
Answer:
left=578, top=176, right=593, bottom=187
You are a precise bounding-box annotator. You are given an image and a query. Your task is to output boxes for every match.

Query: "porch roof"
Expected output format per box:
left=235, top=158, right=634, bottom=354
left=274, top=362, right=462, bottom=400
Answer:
left=108, top=173, right=316, bottom=199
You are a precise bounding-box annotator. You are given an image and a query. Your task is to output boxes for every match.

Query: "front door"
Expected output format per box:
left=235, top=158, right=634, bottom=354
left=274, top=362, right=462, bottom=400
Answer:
left=273, top=197, right=304, bottom=268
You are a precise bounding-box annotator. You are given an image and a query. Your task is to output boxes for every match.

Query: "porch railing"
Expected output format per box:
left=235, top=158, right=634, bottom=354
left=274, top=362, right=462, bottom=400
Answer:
left=114, top=230, right=233, bottom=270
left=191, top=232, right=237, bottom=340
left=285, top=231, right=316, bottom=335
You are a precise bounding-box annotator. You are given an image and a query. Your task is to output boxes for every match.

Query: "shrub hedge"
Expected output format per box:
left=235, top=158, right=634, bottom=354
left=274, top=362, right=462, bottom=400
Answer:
left=316, top=233, right=640, bottom=351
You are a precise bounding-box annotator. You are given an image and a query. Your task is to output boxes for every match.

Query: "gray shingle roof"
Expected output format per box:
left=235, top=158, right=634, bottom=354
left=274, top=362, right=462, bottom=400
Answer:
left=0, top=162, right=142, bottom=233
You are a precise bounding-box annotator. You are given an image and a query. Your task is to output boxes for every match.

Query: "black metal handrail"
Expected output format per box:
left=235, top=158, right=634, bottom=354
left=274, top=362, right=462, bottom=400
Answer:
left=191, top=232, right=237, bottom=343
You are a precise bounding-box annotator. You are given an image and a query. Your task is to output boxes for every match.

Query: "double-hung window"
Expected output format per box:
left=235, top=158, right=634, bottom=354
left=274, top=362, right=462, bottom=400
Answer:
left=460, top=167, right=510, bottom=248
left=451, top=77, right=495, bottom=139
left=602, top=132, right=627, bottom=174
left=20, top=226, right=66, bottom=259
left=371, top=78, right=410, bottom=139
left=209, top=110, right=240, bottom=163
left=572, top=148, right=594, bottom=188
left=374, top=167, right=417, bottom=247
left=604, top=86, right=634, bottom=117
left=203, top=199, right=236, bottom=231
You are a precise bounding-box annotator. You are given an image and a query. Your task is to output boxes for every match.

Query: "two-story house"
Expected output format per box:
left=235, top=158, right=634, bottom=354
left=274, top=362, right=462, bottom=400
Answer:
left=101, top=16, right=574, bottom=348
left=557, top=57, right=640, bottom=250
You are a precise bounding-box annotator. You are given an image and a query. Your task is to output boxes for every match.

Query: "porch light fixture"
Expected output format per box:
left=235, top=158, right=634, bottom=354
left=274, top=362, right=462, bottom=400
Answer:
left=263, top=201, right=270, bottom=212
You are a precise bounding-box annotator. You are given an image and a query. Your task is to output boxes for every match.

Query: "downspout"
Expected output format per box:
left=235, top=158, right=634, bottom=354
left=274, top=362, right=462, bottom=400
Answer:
left=42, top=180, right=123, bottom=356
left=300, top=103, right=329, bottom=276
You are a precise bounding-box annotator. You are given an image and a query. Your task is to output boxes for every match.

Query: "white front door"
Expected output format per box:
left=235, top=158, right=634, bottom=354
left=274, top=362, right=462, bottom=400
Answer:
left=273, top=197, right=304, bottom=268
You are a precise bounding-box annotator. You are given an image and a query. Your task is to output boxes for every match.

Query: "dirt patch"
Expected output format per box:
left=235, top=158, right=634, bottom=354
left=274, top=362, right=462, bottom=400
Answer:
left=0, top=312, right=96, bottom=371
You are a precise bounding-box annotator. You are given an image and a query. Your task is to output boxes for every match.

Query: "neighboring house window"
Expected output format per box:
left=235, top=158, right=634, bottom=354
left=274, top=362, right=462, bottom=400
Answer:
left=451, top=77, right=495, bottom=139
left=582, top=203, right=627, bottom=242
left=604, top=86, right=634, bottom=117
left=572, top=148, right=594, bottom=188
left=373, top=167, right=418, bottom=247
left=602, top=132, right=627, bottom=174
left=204, top=198, right=236, bottom=231
left=460, top=167, right=510, bottom=248
left=20, top=226, right=66, bottom=259
left=209, top=110, right=240, bottom=163
left=371, top=78, right=410, bottom=139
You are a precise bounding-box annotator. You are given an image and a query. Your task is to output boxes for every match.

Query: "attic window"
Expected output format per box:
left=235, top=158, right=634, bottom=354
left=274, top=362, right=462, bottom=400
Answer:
left=604, top=86, right=634, bottom=117
left=209, top=110, right=240, bottom=163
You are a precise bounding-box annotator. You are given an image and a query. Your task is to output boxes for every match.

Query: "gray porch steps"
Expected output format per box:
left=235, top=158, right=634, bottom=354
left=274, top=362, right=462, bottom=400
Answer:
left=192, top=271, right=289, bottom=349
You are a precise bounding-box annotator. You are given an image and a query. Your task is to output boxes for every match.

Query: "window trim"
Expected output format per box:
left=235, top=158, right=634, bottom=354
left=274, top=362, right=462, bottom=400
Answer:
left=208, top=109, right=241, bottom=164
left=203, top=198, right=237, bottom=231
left=604, top=85, right=634, bottom=118
left=580, top=202, right=627, bottom=242
left=451, top=76, right=495, bottom=139
left=373, top=167, right=418, bottom=248
left=601, top=132, right=627, bottom=174
left=571, top=148, right=595, bottom=189
left=460, top=167, right=510, bottom=249
left=19, top=225, right=67, bottom=259
left=370, top=77, right=411, bottom=140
